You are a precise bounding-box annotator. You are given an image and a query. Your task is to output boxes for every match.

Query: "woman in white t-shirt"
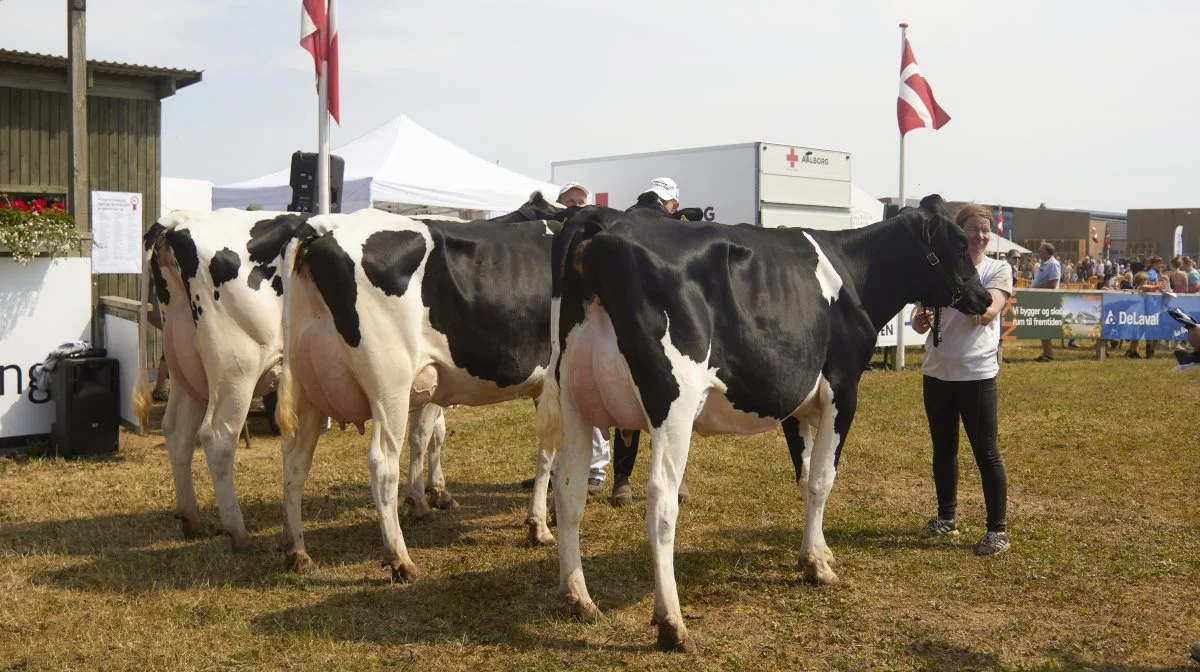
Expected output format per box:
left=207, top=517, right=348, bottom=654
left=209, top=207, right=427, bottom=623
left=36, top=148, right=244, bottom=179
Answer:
left=910, top=203, right=1014, bottom=557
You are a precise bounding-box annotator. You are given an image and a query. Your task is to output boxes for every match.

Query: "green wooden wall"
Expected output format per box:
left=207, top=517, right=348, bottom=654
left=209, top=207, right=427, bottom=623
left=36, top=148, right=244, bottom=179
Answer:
left=0, top=85, right=161, bottom=302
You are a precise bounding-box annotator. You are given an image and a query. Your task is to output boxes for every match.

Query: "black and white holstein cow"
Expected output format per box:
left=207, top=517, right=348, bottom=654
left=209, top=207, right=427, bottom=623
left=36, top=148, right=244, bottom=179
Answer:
left=535, top=194, right=991, bottom=652
left=274, top=200, right=564, bottom=580
left=133, top=209, right=450, bottom=549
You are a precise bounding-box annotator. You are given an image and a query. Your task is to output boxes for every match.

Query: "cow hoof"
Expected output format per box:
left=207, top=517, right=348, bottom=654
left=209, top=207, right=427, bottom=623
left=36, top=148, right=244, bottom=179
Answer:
left=426, top=488, right=458, bottom=510
left=285, top=550, right=316, bottom=574
left=229, top=534, right=258, bottom=553
left=404, top=495, right=433, bottom=520
left=656, top=620, right=696, bottom=653
left=176, top=514, right=205, bottom=540
left=799, top=554, right=841, bottom=587
left=524, top=517, right=556, bottom=546
left=385, top=560, right=420, bottom=583
left=568, top=599, right=602, bottom=623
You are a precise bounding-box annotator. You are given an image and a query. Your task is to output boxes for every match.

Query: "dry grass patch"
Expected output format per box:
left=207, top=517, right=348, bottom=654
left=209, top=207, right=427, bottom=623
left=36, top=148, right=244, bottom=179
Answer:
left=1, top=341, right=1199, bottom=671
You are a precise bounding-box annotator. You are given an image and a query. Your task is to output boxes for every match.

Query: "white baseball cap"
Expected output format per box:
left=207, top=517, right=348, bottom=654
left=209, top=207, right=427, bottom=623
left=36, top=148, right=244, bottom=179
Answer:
left=558, top=182, right=589, bottom=198
left=648, top=177, right=679, bottom=202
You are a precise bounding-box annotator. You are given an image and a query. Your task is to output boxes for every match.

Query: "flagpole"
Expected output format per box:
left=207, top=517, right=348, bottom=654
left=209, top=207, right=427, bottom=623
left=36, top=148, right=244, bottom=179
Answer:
left=317, top=47, right=330, bottom=216
left=894, top=22, right=909, bottom=371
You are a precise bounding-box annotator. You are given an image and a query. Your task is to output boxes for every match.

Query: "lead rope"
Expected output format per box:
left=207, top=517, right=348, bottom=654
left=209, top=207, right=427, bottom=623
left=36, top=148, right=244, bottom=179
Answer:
left=931, top=307, right=942, bottom=347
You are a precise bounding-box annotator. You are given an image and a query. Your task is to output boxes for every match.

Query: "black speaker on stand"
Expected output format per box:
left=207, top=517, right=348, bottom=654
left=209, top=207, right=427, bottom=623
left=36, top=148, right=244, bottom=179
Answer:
left=49, top=357, right=120, bottom=458
left=287, top=151, right=345, bottom=213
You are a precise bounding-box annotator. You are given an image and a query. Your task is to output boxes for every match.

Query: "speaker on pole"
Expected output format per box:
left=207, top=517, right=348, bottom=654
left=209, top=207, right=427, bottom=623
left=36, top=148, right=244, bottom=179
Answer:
left=287, top=151, right=345, bottom=213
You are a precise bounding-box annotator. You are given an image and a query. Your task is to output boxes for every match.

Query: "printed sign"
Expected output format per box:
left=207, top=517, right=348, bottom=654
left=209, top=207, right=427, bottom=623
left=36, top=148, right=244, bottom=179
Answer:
left=1101, top=294, right=1200, bottom=341
left=91, top=191, right=143, bottom=274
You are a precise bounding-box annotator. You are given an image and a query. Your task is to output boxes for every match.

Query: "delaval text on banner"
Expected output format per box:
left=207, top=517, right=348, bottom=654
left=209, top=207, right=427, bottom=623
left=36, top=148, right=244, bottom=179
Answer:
left=1101, top=294, right=1200, bottom=341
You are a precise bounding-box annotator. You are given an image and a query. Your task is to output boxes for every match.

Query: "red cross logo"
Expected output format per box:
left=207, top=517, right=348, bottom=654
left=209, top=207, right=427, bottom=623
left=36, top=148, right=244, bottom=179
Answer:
left=786, top=148, right=799, bottom=168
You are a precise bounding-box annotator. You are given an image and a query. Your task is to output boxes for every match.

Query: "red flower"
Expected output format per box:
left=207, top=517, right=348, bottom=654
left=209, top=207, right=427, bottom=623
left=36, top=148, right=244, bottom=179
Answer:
left=31, top=198, right=46, bottom=213
left=50, top=201, right=66, bottom=211
left=12, top=200, right=29, bottom=212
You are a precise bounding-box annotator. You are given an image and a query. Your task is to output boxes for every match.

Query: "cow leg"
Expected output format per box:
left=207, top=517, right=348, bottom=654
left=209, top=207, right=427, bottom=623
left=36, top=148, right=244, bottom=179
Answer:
left=369, top=396, right=419, bottom=582
left=797, top=378, right=854, bottom=586
left=646, top=410, right=699, bottom=653
left=781, top=417, right=813, bottom=490
left=423, top=405, right=455, bottom=510
left=405, top=405, right=438, bottom=519
left=196, top=381, right=256, bottom=552
left=280, top=397, right=325, bottom=573
left=162, top=389, right=207, bottom=539
left=524, top=439, right=557, bottom=546
left=554, top=391, right=601, bottom=623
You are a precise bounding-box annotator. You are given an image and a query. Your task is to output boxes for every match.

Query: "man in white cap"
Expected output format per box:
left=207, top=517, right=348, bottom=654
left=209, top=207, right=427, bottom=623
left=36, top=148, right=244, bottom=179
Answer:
left=557, top=182, right=589, bottom=208
left=628, top=177, right=680, bottom=215
left=520, top=180, right=612, bottom=496
left=610, top=177, right=693, bottom=507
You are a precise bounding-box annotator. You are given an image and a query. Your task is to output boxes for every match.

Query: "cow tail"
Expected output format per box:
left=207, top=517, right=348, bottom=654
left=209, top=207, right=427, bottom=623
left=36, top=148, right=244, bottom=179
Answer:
left=274, top=234, right=317, bottom=440
left=131, top=229, right=160, bottom=434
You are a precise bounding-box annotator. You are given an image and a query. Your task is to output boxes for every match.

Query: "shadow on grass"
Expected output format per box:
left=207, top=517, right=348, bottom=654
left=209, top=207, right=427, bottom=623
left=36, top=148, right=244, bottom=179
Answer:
left=907, top=639, right=1196, bottom=672
left=11, top=479, right=552, bottom=595
left=250, top=544, right=775, bottom=653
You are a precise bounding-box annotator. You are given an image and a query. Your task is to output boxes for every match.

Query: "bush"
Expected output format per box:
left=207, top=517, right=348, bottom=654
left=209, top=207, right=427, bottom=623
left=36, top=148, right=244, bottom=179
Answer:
left=0, top=197, right=81, bottom=264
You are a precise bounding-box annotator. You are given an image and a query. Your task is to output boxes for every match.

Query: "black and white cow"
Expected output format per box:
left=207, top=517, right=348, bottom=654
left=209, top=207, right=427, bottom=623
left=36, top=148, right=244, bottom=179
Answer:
left=535, top=195, right=991, bottom=651
left=274, top=200, right=565, bottom=580
left=133, top=210, right=450, bottom=549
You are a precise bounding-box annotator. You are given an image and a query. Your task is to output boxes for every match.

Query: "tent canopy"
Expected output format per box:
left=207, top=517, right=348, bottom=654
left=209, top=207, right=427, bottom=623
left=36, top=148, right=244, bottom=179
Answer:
left=992, top=237, right=1033, bottom=255
left=161, top=177, right=213, bottom=216
left=211, top=115, right=559, bottom=215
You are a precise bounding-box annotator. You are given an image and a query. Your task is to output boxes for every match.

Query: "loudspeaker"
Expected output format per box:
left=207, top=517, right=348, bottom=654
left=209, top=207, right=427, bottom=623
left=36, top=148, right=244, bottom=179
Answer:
left=287, top=151, right=345, bottom=213
left=49, top=357, right=120, bottom=458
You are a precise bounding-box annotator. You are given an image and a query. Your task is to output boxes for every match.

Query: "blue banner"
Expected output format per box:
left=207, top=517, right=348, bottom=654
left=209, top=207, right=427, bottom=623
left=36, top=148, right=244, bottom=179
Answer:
left=1101, top=294, right=1200, bottom=341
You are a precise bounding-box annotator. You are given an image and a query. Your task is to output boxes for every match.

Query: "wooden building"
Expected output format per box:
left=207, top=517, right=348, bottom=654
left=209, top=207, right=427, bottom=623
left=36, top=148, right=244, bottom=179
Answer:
left=1126, top=208, right=1200, bottom=259
left=0, top=48, right=202, bottom=299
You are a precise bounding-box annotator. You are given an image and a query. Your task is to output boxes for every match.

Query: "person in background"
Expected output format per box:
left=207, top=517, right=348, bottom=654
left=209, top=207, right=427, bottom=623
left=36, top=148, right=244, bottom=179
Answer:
left=557, top=182, right=589, bottom=209
left=910, top=203, right=1013, bottom=557
left=1032, top=242, right=1061, bottom=362
left=1183, top=256, right=1200, bottom=293
left=609, top=177, right=690, bottom=507
left=520, top=181, right=611, bottom=495
left=1167, top=256, right=1189, bottom=295
left=1146, top=256, right=1163, bottom=285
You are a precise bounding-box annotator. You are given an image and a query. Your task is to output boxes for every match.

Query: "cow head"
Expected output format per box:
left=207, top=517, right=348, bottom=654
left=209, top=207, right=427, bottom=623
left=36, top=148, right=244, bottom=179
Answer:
left=489, top=190, right=564, bottom=223
left=909, top=194, right=990, bottom=314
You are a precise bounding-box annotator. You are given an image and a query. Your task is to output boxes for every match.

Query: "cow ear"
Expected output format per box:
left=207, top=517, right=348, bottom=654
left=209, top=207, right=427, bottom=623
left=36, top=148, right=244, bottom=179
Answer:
left=919, top=194, right=944, bottom=211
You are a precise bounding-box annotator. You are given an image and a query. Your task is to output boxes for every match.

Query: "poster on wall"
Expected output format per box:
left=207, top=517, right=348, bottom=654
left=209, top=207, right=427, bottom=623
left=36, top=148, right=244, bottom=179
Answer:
left=91, top=191, right=143, bottom=274
left=0, top=257, right=93, bottom=438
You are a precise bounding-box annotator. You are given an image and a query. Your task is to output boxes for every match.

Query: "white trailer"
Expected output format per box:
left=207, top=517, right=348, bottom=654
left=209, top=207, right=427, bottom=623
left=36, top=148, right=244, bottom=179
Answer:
left=551, top=142, right=866, bottom=230
left=551, top=142, right=920, bottom=354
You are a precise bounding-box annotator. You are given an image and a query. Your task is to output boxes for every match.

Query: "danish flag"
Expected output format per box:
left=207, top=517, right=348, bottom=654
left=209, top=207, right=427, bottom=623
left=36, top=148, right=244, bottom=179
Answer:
left=997, top=207, right=1005, bottom=237
left=1091, top=226, right=1100, bottom=244
left=301, top=0, right=340, bottom=123
left=897, top=37, right=950, bottom=136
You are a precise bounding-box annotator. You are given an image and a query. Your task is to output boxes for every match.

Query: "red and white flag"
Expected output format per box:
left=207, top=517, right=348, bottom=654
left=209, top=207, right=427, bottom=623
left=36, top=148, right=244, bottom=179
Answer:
left=897, top=37, right=950, bottom=136
left=300, top=0, right=340, bottom=123
left=997, top=207, right=1005, bottom=237
left=1091, top=225, right=1100, bottom=244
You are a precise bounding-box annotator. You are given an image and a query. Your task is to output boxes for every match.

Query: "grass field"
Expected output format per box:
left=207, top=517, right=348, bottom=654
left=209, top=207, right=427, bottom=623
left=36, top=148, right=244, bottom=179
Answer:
left=2, top=341, right=1199, bottom=671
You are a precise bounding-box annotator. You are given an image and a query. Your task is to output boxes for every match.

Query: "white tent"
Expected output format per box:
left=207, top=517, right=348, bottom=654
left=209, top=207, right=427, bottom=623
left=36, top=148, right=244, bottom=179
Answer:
left=850, top=184, right=885, bottom=229
left=211, top=115, right=559, bottom=215
left=991, top=237, right=1033, bottom=255
left=161, top=177, right=213, bottom=216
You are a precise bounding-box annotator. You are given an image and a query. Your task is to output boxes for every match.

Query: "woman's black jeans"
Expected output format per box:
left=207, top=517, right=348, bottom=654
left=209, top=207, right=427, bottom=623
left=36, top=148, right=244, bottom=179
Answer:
left=923, top=375, right=1007, bottom=532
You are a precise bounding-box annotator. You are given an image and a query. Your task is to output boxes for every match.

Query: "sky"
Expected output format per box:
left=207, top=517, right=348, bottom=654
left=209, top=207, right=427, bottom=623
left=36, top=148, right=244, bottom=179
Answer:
left=3, top=0, right=1198, bottom=213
